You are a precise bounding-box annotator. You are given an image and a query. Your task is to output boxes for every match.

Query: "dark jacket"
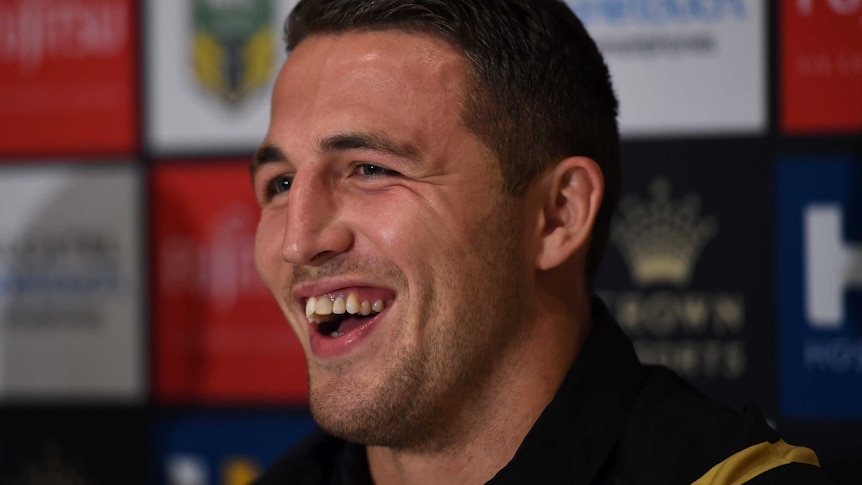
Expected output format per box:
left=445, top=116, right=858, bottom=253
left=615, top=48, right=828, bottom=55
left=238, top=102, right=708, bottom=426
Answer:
left=255, top=299, right=831, bottom=484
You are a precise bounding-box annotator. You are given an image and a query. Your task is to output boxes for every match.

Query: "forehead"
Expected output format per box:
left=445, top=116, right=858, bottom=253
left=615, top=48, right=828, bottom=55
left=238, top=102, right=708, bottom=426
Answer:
left=269, top=30, right=472, bottom=153
left=279, top=29, right=468, bottom=95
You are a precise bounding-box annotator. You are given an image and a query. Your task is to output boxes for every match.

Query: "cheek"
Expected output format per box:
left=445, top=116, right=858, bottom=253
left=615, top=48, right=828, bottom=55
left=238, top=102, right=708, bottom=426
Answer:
left=254, top=209, right=284, bottom=288
left=351, top=193, right=419, bottom=254
left=374, top=217, right=405, bottom=254
left=363, top=193, right=462, bottom=253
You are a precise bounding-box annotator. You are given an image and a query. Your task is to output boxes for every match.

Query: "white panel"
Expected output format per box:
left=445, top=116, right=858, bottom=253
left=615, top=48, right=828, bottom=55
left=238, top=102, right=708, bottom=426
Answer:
left=567, top=0, right=766, bottom=137
left=146, top=0, right=297, bottom=154
left=0, top=164, right=143, bottom=400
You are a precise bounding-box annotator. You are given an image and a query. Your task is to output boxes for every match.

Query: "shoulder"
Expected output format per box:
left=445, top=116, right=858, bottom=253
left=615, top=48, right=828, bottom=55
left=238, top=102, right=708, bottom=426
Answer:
left=253, top=429, right=349, bottom=485
left=613, top=365, right=833, bottom=485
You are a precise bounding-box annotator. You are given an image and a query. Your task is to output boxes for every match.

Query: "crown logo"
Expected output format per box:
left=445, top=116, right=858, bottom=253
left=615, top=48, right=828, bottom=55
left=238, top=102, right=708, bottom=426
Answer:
left=611, top=177, right=717, bottom=287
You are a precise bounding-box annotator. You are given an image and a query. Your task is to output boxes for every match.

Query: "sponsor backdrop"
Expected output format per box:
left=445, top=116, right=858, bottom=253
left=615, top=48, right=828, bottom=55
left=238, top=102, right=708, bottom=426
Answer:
left=596, top=139, right=776, bottom=415
left=0, top=0, right=859, bottom=482
left=151, top=161, right=307, bottom=404
left=153, top=411, right=316, bottom=485
left=0, top=0, right=138, bottom=156
left=777, top=158, right=862, bottom=420
left=570, top=0, right=767, bottom=136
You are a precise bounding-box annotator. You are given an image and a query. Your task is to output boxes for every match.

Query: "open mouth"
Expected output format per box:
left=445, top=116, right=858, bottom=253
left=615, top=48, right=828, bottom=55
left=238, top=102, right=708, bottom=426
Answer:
left=305, top=292, right=389, bottom=338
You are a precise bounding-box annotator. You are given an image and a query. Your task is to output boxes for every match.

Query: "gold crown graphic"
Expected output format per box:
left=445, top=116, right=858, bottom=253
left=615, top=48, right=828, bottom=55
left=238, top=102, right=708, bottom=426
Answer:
left=611, top=177, right=717, bottom=287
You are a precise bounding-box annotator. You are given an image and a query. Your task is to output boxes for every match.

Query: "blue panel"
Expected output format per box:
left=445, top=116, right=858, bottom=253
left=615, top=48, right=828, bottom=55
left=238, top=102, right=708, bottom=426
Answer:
left=153, top=410, right=316, bottom=485
left=777, top=158, right=862, bottom=419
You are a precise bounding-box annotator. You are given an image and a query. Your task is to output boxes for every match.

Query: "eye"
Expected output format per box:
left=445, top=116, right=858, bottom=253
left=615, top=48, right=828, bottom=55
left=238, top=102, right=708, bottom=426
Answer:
left=355, top=164, right=399, bottom=178
left=266, top=174, right=293, bottom=199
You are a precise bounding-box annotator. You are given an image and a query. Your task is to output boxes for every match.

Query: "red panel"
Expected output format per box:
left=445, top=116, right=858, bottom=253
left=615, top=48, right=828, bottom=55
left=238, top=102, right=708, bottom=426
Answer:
left=0, top=0, right=138, bottom=157
left=151, top=161, right=308, bottom=404
left=781, top=0, right=862, bottom=134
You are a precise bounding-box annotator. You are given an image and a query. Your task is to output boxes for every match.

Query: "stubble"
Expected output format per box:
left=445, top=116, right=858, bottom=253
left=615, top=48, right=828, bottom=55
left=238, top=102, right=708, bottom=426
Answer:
left=308, top=195, right=529, bottom=452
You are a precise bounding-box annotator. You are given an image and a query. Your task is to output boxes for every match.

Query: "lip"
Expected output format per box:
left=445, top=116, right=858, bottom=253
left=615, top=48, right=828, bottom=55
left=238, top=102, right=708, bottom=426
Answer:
left=307, top=303, right=391, bottom=359
left=293, top=278, right=395, bottom=302
left=293, top=278, right=397, bottom=359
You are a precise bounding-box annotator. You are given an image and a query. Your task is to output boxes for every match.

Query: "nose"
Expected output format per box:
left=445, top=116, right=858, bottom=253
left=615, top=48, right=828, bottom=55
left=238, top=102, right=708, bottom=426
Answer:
left=279, top=171, right=353, bottom=266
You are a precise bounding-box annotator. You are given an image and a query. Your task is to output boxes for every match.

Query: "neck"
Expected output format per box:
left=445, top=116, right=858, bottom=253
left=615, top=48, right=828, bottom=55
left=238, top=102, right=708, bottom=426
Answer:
left=367, top=283, right=593, bottom=485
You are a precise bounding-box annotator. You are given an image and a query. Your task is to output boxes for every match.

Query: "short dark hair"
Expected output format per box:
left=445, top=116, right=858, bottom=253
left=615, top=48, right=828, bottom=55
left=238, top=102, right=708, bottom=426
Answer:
left=285, top=0, right=620, bottom=282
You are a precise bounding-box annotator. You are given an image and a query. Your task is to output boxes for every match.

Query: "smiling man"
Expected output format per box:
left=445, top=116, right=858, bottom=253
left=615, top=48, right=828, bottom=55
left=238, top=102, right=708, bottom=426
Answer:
left=250, top=1, right=831, bottom=484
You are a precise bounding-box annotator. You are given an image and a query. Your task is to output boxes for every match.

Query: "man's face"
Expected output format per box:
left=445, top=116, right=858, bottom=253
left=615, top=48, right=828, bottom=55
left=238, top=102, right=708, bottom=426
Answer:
left=254, top=31, right=533, bottom=449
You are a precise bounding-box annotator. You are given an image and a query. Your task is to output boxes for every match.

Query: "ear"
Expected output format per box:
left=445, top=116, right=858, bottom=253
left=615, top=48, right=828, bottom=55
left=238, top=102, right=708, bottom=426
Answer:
left=535, top=156, right=604, bottom=271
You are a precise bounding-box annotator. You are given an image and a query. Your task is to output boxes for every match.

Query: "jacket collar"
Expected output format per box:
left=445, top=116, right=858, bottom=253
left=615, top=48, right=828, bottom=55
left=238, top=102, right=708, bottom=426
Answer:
left=489, top=297, right=645, bottom=483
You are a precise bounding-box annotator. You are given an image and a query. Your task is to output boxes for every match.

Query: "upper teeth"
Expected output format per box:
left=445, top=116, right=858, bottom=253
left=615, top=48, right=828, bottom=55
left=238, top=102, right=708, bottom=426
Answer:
left=306, top=293, right=387, bottom=324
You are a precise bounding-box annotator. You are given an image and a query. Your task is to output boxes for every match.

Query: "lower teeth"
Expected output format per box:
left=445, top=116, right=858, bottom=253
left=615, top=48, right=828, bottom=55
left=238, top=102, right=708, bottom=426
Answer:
left=330, top=331, right=344, bottom=338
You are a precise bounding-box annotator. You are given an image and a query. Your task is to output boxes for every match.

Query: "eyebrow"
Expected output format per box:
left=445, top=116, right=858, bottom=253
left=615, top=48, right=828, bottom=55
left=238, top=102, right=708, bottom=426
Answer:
left=251, top=131, right=421, bottom=178
left=250, top=145, right=288, bottom=179
left=318, top=132, right=421, bottom=163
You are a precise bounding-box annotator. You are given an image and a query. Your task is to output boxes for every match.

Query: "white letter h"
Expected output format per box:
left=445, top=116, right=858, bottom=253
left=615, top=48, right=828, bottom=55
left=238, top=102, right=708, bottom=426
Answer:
left=805, top=204, right=862, bottom=329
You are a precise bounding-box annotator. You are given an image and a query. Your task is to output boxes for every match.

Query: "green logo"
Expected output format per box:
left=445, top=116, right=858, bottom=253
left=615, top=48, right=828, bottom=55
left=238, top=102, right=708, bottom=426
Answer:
left=192, top=0, right=275, bottom=107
